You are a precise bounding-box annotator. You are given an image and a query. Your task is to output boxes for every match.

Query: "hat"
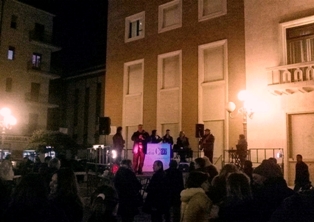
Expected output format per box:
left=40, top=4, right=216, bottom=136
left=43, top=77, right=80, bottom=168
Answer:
left=253, top=159, right=282, bottom=179
left=205, top=128, right=210, bottom=131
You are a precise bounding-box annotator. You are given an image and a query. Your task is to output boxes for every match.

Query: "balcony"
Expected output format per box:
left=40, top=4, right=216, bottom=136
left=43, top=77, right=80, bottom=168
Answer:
left=267, top=61, right=314, bottom=95
left=29, top=30, right=61, bottom=52
left=27, top=61, right=60, bottom=80
left=25, top=93, right=58, bottom=108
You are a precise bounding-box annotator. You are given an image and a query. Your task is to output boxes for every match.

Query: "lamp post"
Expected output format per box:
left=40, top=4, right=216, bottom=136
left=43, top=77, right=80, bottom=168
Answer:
left=226, top=90, right=254, bottom=139
left=0, top=107, right=17, bottom=153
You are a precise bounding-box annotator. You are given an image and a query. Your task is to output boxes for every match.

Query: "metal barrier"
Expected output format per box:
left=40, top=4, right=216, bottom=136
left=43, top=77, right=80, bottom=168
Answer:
left=223, top=147, right=284, bottom=170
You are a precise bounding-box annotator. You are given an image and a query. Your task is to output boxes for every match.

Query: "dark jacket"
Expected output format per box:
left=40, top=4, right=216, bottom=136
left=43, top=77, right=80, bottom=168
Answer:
left=252, top=177, right=295, bottom=222
left=131, top=130, right=150, bottom=154
left=217, top=198, right=256, bottom=222
left=144, top=169, right=169, bottom=214
left=295, top=161, right=310, bottom=186
left=114, top=166, right=142, bottom=216
left=164, top=167, right=184, bottom=206
left=49, top=194, right=83, bottom=222
left=270, top=189, right=314, bottom=222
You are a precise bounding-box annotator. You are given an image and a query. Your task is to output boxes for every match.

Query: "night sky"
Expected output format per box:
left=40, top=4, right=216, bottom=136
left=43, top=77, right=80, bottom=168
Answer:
left=19, top=0, right=108, bottom=75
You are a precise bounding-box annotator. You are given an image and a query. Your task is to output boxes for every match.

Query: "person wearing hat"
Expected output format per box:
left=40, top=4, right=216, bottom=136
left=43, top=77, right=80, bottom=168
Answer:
left=199, top=129, right=215, bottom=163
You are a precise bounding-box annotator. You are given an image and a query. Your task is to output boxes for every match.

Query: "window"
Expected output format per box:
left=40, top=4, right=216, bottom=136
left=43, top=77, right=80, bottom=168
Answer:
left=8, top=46, right=15, bottom=60
left=158, top=0, right=182, bottom=33
left=30, top=82, right=40, bottom=102
left=125, top=11, right=145, bottom=42
left=34, top=23, right=45, bottom=41
left=32, top=53, right=42, bottom=69
left=123, top=59, right=144, bottom=129
left=28, top=113, right=38, bottom=133
left=198, top=0, right=227, bottom=22
left=286, top=23, right=314, bottom=64
left=198, top=40, right=228, bottom=121
left=280, top=15, right=314, bottom=65
left=157, top=51, right=182, bottom=133
left=6, top=78, right=12, bottom=92
left=10, top=15, right=17, bottom=29
left=158, top=51, right=181, bottom=89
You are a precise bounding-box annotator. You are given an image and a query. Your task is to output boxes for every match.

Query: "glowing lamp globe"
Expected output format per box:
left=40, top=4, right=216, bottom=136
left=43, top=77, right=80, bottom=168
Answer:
left=237, top=90, right=248, bottom=102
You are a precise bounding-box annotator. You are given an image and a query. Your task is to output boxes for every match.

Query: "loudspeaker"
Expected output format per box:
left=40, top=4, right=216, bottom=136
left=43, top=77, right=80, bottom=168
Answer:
left=195, top=124, right=204, bottom=138
left=99, top=117, right=111, bottom=135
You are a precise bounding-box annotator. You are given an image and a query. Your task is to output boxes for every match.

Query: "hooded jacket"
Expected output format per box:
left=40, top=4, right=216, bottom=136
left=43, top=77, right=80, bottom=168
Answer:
left=180, top=188, right=212, bottom=222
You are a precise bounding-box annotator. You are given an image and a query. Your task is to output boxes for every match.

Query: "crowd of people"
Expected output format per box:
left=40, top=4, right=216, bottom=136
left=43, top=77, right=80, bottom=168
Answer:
left=0, top=150, right=313, bottom=221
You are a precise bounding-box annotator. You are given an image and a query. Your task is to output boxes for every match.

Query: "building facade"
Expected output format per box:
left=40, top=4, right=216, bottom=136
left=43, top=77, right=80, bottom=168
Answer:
left=106, top=0, right=314, bottom=184
left=105, top=0, right=246, bottom=163
left=61, top=65, right=105, bottom=148
left=0, top=0, right=60, bottom=153
left=245, top=0, right=314, bottom=185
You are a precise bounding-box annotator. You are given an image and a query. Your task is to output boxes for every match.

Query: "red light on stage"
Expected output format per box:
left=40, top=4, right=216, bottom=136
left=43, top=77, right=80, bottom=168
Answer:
left=111, top=163, right=119, bottom=174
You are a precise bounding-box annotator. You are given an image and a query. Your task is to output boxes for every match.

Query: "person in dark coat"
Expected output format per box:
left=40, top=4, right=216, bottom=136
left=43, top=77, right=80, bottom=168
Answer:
left=252, top=159, right=295, bottom=222
left=114, top=159, right=142, bottom=222
left=88, top=184, right=119, bottom=222
left=294, top=154, right=311, bottom=192
left=176, top=131, right=190, bottom=162
left=164, top=160, right=184, bottom=222
left=163, top=129, right=174, bottom=156
left=270, top=189, right=314, bottom=222
left=131, top=124, right=150, bottom=174
left=217, top=172, right=255, bottom=222
left=143, top=160, right=169, bottom=222
left=150, top=130, right=162, bottom=143
left=236, top=134, right=248, bottom=168
left=208, top=164, right=239, bottom=204
left=112, top=126, right=125, bottom=163
left=199, top=129, right=215, bottom=163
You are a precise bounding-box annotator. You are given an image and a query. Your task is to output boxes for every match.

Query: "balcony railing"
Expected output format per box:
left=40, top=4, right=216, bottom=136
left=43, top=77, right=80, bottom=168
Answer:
left=26, top=61, right=60, bottom=79
left=29, top=30, right=53, bottom=44
left=267, top=61, right=314, bottom=95
left=29, top=30, right=61, bottom=52
left=25, top=92, right=48, bottom=103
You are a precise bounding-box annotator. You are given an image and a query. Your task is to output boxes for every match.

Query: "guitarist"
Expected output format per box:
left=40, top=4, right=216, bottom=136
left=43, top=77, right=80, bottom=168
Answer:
left=199, top=129, right=215, bottom=163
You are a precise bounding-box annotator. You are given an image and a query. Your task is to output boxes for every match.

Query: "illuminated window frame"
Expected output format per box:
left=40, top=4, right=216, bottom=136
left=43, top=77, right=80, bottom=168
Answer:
left=158, top=0, right=182, bottom=33
left=198, top=0, right=227, bottom=22
left=8, top=46, right=15, bottom=60
left=125, top=11, right=145, bottom=43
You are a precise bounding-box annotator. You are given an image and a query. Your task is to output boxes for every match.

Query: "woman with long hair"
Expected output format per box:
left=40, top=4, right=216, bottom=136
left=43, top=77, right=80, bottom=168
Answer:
left=49, top=168, right=83, bottom=222
left=217, top=172, right=255, bottom=221
left=3, top=173, right=67, bottom=222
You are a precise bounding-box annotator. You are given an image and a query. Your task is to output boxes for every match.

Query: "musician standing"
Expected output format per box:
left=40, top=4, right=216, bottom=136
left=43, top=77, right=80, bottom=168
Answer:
left=199, top=129, right=215, bottom=163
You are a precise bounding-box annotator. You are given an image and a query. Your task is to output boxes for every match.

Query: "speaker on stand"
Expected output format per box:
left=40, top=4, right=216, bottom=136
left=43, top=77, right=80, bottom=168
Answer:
left=99, top=117, right=111, bottom=146
left=195, top=124, right=204, bottom=158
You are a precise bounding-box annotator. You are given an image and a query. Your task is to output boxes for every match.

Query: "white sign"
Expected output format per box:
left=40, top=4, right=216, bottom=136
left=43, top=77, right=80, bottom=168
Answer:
left=143, top=143, right=171, bottom=172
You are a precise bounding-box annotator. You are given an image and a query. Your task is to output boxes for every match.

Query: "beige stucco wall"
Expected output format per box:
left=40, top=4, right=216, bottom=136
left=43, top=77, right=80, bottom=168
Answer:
left=245, top=0, right=314, bottom=183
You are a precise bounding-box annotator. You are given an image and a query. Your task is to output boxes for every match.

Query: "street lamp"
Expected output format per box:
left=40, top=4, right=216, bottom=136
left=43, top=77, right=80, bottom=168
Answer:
left=226, top=90, right=254, bottom=139
left=0, top=107, right=17, bottom=152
